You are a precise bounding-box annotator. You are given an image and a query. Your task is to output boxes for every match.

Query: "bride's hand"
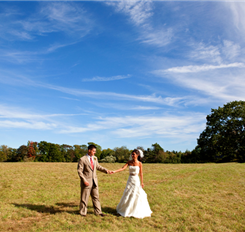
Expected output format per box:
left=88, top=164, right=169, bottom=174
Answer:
left=141, top=183, right=144, bottom=188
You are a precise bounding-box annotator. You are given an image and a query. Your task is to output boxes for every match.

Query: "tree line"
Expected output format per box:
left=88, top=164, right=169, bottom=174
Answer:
left=1, top=101, right=244, bottom=163
left=0, top=141, right=184, bottom=163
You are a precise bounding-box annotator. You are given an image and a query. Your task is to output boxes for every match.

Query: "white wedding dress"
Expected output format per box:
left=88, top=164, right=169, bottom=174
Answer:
left=116, top=166, right=152, bottom=219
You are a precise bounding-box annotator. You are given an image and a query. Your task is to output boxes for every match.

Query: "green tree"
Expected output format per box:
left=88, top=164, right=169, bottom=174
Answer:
left=144, top=143, right=164, bottom=163
left=100, top=148, right=115, bottom=160
left=15, top=145, right=28, bottom=162
left=60, top=144, right=74, bottom=162
left=198, top=101, right=245, bottom=163
left=37, top=141, right=50, bottom=162
left=73, top=145, right=87, bottom=162
left=8, top=148, right=17, bottom=161
left=0, top=145, right=10, bottom=162
left=49, top=143, right=63, bottom=162
left=114, top=146, right=130, bottom=163
left=100, top=155, right=116, bottom=163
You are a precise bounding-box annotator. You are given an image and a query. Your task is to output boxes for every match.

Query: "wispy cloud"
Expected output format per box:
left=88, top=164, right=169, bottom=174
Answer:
left=0, top=104, right=86, bottom=131
left=189, top=43, right=222, bottom=64
left=0, top=102, right=206, bottom=144
left=106, top=1, right=173, bottom=47
left=0, top=2, right=92, bottom=41
left=60, top=97, right=80, bottom=101
left=0, top=104, right=82, bottom=120
left=0, top=68, right=184, bottom=107
left=228, top=2, right=245, bottom=38
left=46, top=83, right=185, bottom=106
left=107, top=1, right=153, bottom=26
left=59, top=113, right=206, bottom=143
left=153, top=64, right=245, bottom=102
left=189, top=40, right=242, bottom=64
left=88, top=102, right=161, bottom=111
left=222, top=40, right=241, bottom=60
left=82, top=74, right=131, bottom=82
left=141, top=28, right=173, bottom=47
left=38, top=2, right=92, bottom=37
left=158, top=62, right=245, bottom=74
left=0, top=41, right=77, bottom=64
left=0, top=104, right=57, bottom=130
left=46, top=41, right=78, bottom=53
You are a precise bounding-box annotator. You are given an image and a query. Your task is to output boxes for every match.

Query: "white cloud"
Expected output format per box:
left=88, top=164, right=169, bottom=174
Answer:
left=38, top=2, right=92, bottom=36
left=88, top=102, right=161, bottom=110
left=0, top=104, right=84, bottom=131
left=160, top=62, right=245, bottom=73
left=0, top=69, right=184, bottom=106
left=107, top=0, right=153, bottom=26
left=0, top=104, right=80, bottom=120
left=189, top=41, right=242, bottom=65
left=222, top=40, right=241, bottom=60
left=228, top=2, right=245, bottom=37
left=0, top=120, right=56, bottom=130
left=133, top=106, right=161, bottom=110
left=0, top=41, right=76, bottom=64
left=0, top=3, right=94, bottom=64
left=0, top=50, right=43, bottom=64
left=153, top=64, right=245, bottom=102
left=0, top=2, right=92, bottom=41
left=46, top=83, right=185, bottom=106
left=59, top=113, right=206, bottom=142
left=0, top=102, right=206, bottom=143
left=82, top=74, right=131, bottom=82
left=107, top=1, right=173, bottom=47
left=141, top=28, right=173, bottom=47
left=190, top=43, right=222, bottom=64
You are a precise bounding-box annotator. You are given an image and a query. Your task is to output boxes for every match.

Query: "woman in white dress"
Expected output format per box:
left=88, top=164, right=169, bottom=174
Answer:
left=112, top=149, right=152, bottom=219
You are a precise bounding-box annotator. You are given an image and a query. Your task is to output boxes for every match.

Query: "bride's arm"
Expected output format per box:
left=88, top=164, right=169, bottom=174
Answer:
left=112, top=162, right=129, bottom=174
left=139, top=162, right=144, bottom=188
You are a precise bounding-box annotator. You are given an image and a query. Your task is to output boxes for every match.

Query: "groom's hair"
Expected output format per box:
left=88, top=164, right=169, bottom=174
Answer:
left=88, top=144, right=96, bottom=150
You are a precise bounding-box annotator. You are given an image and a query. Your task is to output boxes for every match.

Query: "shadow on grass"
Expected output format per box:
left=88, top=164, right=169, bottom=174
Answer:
left=12, top=202, right=79, bottom=215
left=12, top=203, right=119, bottom=216
left=101, top=206, right=119, bottom=216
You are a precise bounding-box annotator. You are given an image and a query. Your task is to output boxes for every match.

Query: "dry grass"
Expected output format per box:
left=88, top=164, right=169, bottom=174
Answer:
left=0, top=162, right=244, bottom=232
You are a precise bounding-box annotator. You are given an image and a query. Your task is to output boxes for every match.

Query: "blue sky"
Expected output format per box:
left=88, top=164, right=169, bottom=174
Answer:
left=0, top=1, right=245, bottom=151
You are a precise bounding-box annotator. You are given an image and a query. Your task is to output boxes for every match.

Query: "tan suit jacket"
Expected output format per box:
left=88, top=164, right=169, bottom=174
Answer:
left=77, top=155, right=108, bottom=186
left=77, top=155, right=108, bottom=215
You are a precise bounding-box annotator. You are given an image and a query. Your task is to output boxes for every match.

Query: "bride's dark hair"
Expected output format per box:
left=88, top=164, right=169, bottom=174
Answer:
left=132, top=149, right=141, bottom=161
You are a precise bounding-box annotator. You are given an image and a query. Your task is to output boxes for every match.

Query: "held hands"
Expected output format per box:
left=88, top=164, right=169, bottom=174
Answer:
left=107, top=170, right=115, bottom=174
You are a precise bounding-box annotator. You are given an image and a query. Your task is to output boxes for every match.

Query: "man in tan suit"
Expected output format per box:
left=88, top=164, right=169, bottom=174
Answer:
left=77, top=144, right=111, bottom=217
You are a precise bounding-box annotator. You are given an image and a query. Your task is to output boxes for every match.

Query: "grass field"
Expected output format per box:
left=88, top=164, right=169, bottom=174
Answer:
left=0, top=162, right=244, bottom=232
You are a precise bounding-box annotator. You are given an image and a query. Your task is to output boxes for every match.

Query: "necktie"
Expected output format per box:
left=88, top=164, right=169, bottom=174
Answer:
left=90, top=157, right=94, bottom=170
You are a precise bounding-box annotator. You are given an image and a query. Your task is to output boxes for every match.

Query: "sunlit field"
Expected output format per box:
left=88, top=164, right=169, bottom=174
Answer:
left=0, top=163, right=244, bottom=232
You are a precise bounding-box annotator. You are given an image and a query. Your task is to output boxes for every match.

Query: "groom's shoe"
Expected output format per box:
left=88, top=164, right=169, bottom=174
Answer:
left=99, top=213, right=106, bottom=217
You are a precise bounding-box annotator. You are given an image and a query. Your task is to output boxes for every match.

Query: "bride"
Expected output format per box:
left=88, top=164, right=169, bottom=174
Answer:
left=112, top=149, right=152, bottom=219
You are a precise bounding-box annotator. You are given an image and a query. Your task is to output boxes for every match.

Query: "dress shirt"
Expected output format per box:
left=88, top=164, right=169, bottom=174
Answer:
left=86, top=154, right=94, bottom=163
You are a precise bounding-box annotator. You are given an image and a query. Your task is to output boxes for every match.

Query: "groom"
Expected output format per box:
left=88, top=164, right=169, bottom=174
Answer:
left=77, top=144, right=111, bottom=217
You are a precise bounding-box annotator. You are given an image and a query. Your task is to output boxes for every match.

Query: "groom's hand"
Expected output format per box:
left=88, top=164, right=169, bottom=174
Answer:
left=84, top=181, right=89, bottom=187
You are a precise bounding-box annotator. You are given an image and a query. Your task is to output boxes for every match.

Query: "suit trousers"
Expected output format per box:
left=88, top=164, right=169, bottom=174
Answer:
left=79, top=181, right=102, bottom=216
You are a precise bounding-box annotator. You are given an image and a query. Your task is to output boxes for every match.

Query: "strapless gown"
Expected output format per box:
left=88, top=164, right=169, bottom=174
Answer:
left=116, top=166, right=152, bottom=219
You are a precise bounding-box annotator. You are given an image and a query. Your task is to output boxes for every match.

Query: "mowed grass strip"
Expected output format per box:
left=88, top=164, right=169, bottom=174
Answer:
left=0, top=163, right=244, bottom=232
